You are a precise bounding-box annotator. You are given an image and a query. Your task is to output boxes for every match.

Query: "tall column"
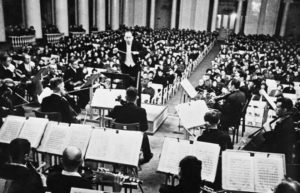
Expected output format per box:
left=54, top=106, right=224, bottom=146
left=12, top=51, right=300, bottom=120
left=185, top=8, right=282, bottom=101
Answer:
left=194, top=0, right=210, bottom=31
left=134, top=0, right=147, bottom=26
left=170, top=0, right=177, bottom=29
left=150, top=0, right=155, bottom=29
left=0, top=0, right=5, bottom=42
left=211, top=0, right=219, bottom=31
left=96, top=0, right=106, bottom=31
left=78, top=0, right=89, bottom=33
left=235, top=0, right=243, bottom=34
left=123, top=0, right=130, bottom=26
left=280, top=0, right=292, bottom=36
left=55, top=0, right=69, bottom=36
left=111, top=0, right=120, bottom=30
left=25, top=0, right=42, bottom=38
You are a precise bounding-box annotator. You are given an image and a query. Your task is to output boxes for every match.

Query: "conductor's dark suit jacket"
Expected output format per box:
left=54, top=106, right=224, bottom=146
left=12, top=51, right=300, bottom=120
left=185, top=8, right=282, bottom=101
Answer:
left=108, top=102, right=148, bottom=132
left=41, top=94, right=76, bottom=123
left=116, top=40, right=147, bottom=78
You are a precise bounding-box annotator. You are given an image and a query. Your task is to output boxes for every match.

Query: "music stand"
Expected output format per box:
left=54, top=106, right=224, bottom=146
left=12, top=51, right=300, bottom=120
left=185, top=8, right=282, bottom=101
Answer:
left=102, top=72, right=134, bottom=89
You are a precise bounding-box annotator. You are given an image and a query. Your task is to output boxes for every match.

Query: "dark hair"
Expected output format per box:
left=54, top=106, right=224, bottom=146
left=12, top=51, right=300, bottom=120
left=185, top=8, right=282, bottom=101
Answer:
left=9, top=138, right=31, bottom=162
left=179, top=156, right=202, bottom=193
left=230, top=78, right=240, bottom=89
left=274, top=179, right=300, bottom=193
left=204, top=110, right=220, bottom=125
left=126, top=87, right=138, bottom=102
left=49, top=77, right=63, bottom=90
left=276, top=97, right=293, bottom=111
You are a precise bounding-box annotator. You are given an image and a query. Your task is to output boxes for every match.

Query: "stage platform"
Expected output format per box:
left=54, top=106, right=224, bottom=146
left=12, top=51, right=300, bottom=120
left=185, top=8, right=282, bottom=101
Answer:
left=142, top=104, right=168, bottom=135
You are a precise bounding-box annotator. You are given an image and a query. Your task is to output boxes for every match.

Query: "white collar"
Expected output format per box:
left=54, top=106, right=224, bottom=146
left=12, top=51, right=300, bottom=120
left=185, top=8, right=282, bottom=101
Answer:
left=62, top=170, right=81, bottom=177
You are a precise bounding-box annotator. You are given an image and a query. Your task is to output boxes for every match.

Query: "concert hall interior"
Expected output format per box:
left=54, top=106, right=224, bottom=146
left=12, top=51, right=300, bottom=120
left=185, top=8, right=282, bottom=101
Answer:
left=0, top=0, right=300, bottom=193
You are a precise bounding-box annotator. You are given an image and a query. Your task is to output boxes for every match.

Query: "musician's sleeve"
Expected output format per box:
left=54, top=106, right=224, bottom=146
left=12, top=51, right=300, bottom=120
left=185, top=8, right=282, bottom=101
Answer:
left=140, top=108, right=148, bottom=132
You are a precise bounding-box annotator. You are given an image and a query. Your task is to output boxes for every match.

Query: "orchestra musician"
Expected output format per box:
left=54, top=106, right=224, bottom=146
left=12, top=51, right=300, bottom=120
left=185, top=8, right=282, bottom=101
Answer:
left=46, top=146, right=124, bottom=193
left=159, top=156, right=202, bottom=193
left=0, top=138, right=44, bottom=193
left=41, top=77, right=79, bottom=123
left=263, top=97, right=296, bottom=164
left=108, top=87, right=153, bottom=165
left=0, top=55, right=16, bottom=80
left=214, top=78, right=246, bottom=132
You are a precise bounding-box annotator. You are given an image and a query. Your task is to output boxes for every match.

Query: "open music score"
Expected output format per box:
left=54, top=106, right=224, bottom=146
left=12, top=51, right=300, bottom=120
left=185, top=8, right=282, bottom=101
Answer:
left=38, top=122, right=93, bottom=156
left=0, top=116, right=26, bottom=144
left=157, top=137, right=220, bottom=183
left=18, top=117, right=49, bottom=148
left=222, top=150, right=285, bottom=193
left=85, top=128, right=143, bottom=167
left=175, top=100, right=209, bottom=129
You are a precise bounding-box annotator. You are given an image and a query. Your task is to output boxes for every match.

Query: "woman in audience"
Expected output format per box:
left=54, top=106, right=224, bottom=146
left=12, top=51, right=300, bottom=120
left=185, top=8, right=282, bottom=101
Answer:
left=159, top=156, right=202, bottom=193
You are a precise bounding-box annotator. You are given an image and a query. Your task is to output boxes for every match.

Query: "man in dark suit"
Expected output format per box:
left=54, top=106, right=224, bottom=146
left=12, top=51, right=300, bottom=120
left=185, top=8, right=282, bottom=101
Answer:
left=115, top=31, right=148, bottom=106
left=263, top=97, right=296, bottom=164
left=41, top=77, right=78, bottom=123
left=0, top=138, right=44, bottom=193
left=109, top=87, right=153, bottom=164
left=46, top=146, right=93, bottom=193
left=216, top=78, right=246, bottom=132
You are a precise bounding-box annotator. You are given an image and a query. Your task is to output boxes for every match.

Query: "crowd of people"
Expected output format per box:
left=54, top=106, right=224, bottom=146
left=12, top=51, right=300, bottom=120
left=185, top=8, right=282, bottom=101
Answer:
left=1, top=25, right=300, bottom=192
left=6, top=25, right=36, bottom=36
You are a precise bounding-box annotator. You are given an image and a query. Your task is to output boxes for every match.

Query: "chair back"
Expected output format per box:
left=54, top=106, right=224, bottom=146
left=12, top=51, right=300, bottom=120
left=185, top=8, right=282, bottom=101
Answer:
left=112, top=122, right=140, bottom=131
left=34, top=110, right=62, bottom=122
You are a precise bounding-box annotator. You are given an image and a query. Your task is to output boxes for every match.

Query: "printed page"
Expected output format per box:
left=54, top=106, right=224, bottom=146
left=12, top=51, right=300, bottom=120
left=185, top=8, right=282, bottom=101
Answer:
left=254, top=153, right=285, bottom=193
left=180, top=79, right=198, bottom=98
left=157, top=138, right=193, bottom=174
left=0, top=116, right=25, bottom=144
left=68, top=124, right=93, bottom=156
left=18, top=117, right=49, bottom=148
left=85, top=128, right=143, bottom=166
left=38, top=122, right=70, bottom=155
left=176, top=100, right=209, bottom=129
left=222, top=151, right=255, bottom=192
left=192, top=141, right=220, bottom=182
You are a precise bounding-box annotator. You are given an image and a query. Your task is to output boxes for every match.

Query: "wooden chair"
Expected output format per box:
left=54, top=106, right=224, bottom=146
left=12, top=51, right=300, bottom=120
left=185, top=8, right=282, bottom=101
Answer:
left=112, top=122, right=140, bottom=131
left=33, top=110, right=62, bottom=122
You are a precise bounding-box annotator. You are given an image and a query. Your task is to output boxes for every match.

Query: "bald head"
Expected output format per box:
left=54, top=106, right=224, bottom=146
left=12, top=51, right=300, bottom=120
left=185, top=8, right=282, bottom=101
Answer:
left=62, top=146, right=82, bottom=172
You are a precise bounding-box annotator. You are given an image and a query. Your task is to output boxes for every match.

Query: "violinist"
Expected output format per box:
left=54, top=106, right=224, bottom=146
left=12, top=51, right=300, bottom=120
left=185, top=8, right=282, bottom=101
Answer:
left=215, top=78, right=246, bottom=132
left=41, top=77, right=79, bottom=123
left=0, top=138, right=44, bottom=193
left=263, top=97, right=296, bottom=164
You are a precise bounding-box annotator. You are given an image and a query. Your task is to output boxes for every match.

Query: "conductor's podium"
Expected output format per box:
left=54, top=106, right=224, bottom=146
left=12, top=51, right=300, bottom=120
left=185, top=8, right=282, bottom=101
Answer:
left=90, top=89, right=168, bottom=134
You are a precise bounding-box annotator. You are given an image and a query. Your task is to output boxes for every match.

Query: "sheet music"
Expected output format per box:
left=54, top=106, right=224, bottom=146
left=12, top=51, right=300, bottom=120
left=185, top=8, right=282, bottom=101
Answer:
left=254, top=154, right=285, bottom=193
left=180, top=79, right=198, bottom=98
left=192, top=141, right=220, bottom=182
left=157, top=138, right=191, bottom=174
left=222, top=150, right=286, bottom=192
left=259, top=89, right=276, bottom=110
left=68, top=124, right=93, bottom=156
left=176, top=100, right=209, bottom=129
left=91, top=89, right=126, bottom=109
left=38, top=122, right=70, bottom=155
left=71, top=188, right=105, bottom=193
left=222, top=151, right=255, bottom=192
left=157, top=138, right=220, bottom=183
left=0, top=116, right=25, bottom=144
left=18, top=117, right=49, bottom=148
left=85, top=128, right=143, bottom=166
